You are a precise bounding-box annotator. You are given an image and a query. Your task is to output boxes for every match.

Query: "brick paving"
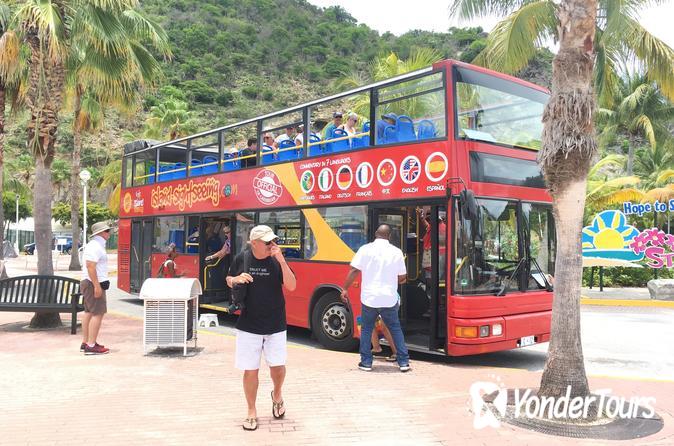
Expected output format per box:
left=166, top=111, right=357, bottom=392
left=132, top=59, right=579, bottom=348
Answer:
left=1, top=309, right=673, bottom=446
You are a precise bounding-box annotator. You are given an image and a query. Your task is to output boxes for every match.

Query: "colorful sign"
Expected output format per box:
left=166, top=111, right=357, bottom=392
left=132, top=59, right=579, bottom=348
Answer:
left=582, top=210, right=644, bottom=264
left=628, top=228, right=674, bottom=269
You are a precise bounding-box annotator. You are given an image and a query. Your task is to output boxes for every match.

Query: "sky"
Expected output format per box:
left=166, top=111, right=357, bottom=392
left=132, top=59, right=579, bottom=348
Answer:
left=306, top=0, right=674, bottom=50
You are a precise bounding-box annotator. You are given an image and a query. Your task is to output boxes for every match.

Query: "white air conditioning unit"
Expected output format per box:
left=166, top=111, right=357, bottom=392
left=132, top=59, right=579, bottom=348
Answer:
left=140, top=278, right=202, bottom=356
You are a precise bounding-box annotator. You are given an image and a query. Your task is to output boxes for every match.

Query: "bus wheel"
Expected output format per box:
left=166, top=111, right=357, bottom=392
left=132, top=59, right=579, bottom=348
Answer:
left=312, top=292, right=358, bottom=352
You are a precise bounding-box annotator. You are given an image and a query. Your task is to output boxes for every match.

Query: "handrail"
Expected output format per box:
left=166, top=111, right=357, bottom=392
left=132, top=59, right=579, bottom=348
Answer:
left=133, top=131, right=373, bottom=182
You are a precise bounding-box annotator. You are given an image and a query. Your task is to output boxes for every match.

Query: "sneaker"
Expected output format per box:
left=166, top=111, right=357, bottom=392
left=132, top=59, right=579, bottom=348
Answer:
left=80, top=342, right=104, bottom=352
left=399, top=364, right=411, bottom=373
left=84, top=344, right=110, bottom=355
left=358, top=362, right=372, bottom=371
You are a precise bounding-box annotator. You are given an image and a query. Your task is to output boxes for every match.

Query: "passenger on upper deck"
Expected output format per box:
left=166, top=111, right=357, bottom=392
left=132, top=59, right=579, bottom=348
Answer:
left=376, top=113, right=397, bottom=141
left=294, top=124, right=305, bottom=147
left=262, top=133, right=275, bottom=148
left=241, top=137, right=258, bottom=168
left=274, top=126, right=296, bottom=147
left=323, top=112, right=343, bottom=139
left=340, top=112, right=359, bottom=138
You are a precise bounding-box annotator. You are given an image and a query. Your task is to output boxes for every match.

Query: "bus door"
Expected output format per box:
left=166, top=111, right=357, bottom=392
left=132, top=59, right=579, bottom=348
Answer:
left=425, top=205, right=448, bottom=351
left=370, top=209, right=408, bottom=324
left=129, top=218, right=153, bottom=293
left=200, top=216, right=233, bottom=304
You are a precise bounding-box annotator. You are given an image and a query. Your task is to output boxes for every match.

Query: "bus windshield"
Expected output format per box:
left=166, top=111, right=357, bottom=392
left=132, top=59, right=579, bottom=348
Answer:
left=454, top=66, right=549, bottom=150
left=454, top=199, right=555, bottom=295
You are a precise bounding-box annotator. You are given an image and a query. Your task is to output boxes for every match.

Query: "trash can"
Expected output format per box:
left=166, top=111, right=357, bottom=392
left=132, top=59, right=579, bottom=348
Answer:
left=140, top=278, right=202, bottom=356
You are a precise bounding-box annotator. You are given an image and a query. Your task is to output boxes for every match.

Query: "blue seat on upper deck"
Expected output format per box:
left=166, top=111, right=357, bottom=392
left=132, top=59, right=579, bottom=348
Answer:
left=189, top=159, right=202, bottom=176
left=278, top=139, right=301, bottom=161
left=331, top=128, right=350, bottom=152
left=223, top=152, right=241, bottom=171
left=352, top=122, right=370, bottom=148
left=261, top=144, right=278, bottom=164
left=397, top=115, right=416, bottom=142
left=383, top=125, right=398, bottom=144
left=417, top=119, right=437, bottom=140
left=202, top=155, right=219, bottom=174
left=173, top=162, right=187, bottom=180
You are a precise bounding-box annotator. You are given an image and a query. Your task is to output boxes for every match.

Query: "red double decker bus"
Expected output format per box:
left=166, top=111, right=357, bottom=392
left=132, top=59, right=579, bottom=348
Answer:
left=118, top=59, right=554, bottom=355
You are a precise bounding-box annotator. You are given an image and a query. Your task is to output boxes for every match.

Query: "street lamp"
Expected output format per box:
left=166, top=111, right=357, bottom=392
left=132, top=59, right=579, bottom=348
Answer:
left=79, top=169, right=91, bottom=241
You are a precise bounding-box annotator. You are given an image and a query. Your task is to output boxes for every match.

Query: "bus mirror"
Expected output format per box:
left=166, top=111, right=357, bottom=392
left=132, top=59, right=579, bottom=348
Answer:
left=460, top=189, right=479, bottom=220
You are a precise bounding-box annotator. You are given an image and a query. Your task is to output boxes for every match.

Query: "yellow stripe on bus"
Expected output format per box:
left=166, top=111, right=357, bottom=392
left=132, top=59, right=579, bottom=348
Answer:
left=269, top=163, right=355, bottom=262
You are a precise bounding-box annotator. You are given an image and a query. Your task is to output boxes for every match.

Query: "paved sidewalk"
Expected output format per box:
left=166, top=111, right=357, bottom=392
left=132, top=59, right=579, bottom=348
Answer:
left=0, top=310, right=672, bottom=445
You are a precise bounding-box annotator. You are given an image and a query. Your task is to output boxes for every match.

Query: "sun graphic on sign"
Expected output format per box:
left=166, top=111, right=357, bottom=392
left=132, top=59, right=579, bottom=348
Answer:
left=582, top=210, right=644, bottom=262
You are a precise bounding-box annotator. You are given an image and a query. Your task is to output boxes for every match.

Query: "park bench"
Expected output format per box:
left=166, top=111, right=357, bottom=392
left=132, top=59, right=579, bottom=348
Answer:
left=0, top=275, right=83, bottom=334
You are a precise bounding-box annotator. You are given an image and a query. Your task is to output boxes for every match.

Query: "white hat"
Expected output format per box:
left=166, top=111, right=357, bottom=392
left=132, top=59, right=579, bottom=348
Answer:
left=91, top=221, right=112, bottom=236
left=249, top=225, right=277, bottom=242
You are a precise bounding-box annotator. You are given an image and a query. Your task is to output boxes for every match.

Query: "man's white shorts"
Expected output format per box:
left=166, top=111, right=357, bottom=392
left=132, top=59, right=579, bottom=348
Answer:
left=235, top=330, right=287, bottom=370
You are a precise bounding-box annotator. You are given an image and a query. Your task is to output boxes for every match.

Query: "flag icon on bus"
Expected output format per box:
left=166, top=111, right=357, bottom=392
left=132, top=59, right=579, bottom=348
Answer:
left=337, top=165, right=353, bottom=190
left=318, top=168, right=333, bottom=192
left=400, top=155, right=421, bottom=184
left=300, top=170, right=315, bottom=194
left=377, top=159, right=396, bottom=186
left=425, top=152, right=448, bottom=182
left=356, top=162, right=373, bottom=188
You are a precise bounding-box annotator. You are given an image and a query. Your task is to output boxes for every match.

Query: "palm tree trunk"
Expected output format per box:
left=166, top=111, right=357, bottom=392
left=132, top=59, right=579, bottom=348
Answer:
left=626, top=143, right=634, bottom=175
left=24, top=30, right=66, bottom=328
left=30, top=158, right=62, bottom=328
left=69, top=87, right=82, bottom=271
left=537, top=0, right=598, bottom=400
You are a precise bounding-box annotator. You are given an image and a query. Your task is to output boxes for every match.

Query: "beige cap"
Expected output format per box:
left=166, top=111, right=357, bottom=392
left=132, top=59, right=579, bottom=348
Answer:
left=249, top=225, right=277, bottom=242
left=91, top=221, right=112, bottom=236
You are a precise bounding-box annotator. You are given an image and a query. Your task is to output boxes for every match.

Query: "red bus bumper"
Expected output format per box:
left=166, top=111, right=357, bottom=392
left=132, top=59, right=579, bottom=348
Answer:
left=446, top=310, right=551, bottom=356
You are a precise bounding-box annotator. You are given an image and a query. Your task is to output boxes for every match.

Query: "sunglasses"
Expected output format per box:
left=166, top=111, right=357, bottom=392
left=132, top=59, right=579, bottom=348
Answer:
left=263, top=239, right=277, bottom=246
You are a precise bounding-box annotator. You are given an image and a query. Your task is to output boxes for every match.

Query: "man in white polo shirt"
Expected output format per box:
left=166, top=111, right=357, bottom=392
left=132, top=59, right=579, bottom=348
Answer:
left=341, top=224, right=410, bottom=372
left=80, top=221, right=112, bottom=355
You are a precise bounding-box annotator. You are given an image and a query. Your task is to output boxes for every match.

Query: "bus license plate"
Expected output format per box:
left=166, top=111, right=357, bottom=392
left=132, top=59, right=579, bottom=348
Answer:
left=519, top=336, right=535, bottom=347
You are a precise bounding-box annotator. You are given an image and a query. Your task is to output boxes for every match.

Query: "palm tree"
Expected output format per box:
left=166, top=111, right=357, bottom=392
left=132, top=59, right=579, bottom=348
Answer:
left=0, top=1, right=20, bottom=271
left=65, top=7, right=170, bottom=271
left=14, top=0, right=170, bottom=327
left=535, top=0, right=598, bottom=400
left=597, top=73, right=673, bottom=174
left=100, top=159, right=122, bottom=216
left=450, top=1, right=674, bottom=103
left=335, top=49, right=443, bottom=117
left=143, top=99, right=197, bottom=140
left=585, top=154, right=643, bottom=214
left=51, top=158, right=70, bottom=201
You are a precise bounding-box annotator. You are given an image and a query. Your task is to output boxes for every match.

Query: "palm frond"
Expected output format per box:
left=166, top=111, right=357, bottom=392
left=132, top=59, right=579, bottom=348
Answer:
left=589, top=187, right=644, bottom=207
left=16, top=1, right=67, bottom=61
left=0, top=29, right=20, bottom=81
left=120, top=9, right=171, bottom=57
left=449, top=0, right=529, bottom=20
left=656, top=169, right=674, bottom=185
left=475, top=1, right=556, bottom=73
left=630, top=114, right=656, bottom=149
left=642, top=186, right=674, bottom=203
left=589, top=153, right=626, bottom=177
left=620, top=16, right=674, bottom=101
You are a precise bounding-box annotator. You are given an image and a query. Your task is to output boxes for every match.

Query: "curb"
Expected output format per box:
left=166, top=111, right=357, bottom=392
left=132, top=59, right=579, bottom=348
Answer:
left=581, top=297, right=674, bottom=308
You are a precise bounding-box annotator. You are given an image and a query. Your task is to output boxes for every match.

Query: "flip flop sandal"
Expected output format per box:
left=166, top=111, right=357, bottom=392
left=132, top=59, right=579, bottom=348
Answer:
left=271, top=390, right=286, bottom=419
left=385, top=354, right=397, bottom=362
left=242, top=417, right=258, bottom=431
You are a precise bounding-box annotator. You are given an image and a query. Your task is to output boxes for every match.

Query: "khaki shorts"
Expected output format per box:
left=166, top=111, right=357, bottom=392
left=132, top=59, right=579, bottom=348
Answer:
left=235, top=330, right=287, bottom=370
left=81, top=279, right=107, bottom=315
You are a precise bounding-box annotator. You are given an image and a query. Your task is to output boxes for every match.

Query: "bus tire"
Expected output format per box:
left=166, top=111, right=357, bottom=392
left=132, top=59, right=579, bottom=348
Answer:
left=311, top=292, right=359, bottom=352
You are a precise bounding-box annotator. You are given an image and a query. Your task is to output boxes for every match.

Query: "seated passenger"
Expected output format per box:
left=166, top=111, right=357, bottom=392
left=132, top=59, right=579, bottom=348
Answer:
left=339, top=112, right=359, bottom=139
left=274, top=126, right=296, bottom=147
left=376, top=113, right=397, bottom=142
left=262, top=133, right=275, bottom=148
left=323, top=111, right=343, bottom=139
left=240, top=137, right=258, bottom=167
left=294, top=124, right=305, bottom=147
